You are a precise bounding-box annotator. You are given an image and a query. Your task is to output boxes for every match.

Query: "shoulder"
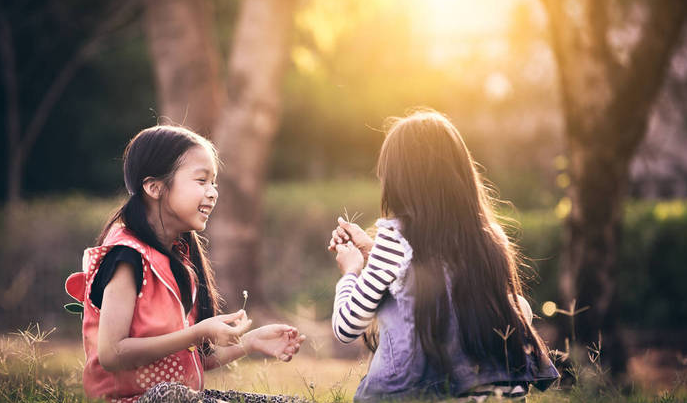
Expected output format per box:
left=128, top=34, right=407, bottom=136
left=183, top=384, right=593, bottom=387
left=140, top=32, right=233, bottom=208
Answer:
left=97, top=246, right=144, bottom=283
left=90, top=245, right=144, bottom=308
left=372, top=218, right=407, bottom=257
left=101, top=226, right=152, bottom=257
left=102, top=245, right=142, bottom=265
left=375, top=217, right=402, bottom=232
left=372, top=218, right=414, bottom=295
left=514, top=294, right=533, bottom=326
left=374, top=217, right=404, bottom=243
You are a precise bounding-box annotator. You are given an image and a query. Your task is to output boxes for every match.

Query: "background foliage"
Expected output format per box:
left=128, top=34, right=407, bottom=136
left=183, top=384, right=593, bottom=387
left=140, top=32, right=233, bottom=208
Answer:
left=2, top=182, right=685, bottom=338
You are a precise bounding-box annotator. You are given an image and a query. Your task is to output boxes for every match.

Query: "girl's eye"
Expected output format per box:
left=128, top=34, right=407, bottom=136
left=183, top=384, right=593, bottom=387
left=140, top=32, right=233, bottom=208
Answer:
left=197, top=179, right=206, bottom=184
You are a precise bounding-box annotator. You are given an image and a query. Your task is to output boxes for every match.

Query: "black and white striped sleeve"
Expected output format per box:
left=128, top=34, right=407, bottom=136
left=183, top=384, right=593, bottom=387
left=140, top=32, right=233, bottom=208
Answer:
left=332, top=225, right=407, bottom=343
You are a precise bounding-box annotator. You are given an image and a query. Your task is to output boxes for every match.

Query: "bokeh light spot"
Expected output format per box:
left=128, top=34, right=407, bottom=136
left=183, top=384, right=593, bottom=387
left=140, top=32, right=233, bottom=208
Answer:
left=554, top=155, right=568, bottom=170
left=555, top=197, right=571, bottom=219
left=542, top=301, right=557, bottom=317
left=556, top=173, right=570, bottom=189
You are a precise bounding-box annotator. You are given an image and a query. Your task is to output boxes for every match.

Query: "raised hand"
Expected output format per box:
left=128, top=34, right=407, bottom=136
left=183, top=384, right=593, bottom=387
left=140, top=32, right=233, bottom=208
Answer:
left=328, top=217, right=374, bottom=260
left=244, top=324, right=306, bottom=362
left=335, top=241, right=364, bottom=276
left=194, top=310, right=252, bottom=347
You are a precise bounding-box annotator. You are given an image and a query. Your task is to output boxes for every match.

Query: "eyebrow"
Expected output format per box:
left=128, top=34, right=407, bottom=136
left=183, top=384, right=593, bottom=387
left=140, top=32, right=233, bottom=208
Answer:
left=193, top=168, right=217, bottom=177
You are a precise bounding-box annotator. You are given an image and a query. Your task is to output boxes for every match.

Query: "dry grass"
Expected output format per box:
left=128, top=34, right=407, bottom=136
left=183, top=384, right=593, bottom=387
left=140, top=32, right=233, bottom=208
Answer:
left=2, top=323, right=687, bottom=403
left=205, top=356, right=364, bottom=401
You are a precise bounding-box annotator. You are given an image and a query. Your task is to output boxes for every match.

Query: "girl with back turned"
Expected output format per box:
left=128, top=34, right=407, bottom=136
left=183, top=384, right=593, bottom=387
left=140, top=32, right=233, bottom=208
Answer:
left=329, top=110, right=559, bottom=402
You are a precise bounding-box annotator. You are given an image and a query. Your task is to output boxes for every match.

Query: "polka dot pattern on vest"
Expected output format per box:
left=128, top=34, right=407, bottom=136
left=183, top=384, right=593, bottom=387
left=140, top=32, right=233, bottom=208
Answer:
left=135, top=356, right=185, bottom=390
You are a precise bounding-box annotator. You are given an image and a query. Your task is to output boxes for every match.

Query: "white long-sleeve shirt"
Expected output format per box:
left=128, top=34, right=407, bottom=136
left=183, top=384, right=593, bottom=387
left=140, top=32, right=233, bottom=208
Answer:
left=332, top=220, right=533, bottom=344
left=332, top=225, right=407, bottom=343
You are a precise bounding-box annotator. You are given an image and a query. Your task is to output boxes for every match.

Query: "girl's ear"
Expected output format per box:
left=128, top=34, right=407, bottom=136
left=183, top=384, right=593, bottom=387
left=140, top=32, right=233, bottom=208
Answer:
left=142, top=177, right=163, bottom=200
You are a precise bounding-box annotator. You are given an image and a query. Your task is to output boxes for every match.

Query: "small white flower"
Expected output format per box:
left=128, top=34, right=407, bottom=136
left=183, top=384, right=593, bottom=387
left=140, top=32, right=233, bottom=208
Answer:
left=242, top=290, right=249, bottom=311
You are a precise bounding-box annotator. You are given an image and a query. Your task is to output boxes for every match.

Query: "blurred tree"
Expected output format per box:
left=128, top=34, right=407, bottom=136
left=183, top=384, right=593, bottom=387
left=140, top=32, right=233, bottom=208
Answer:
left=541, top=0, right=687, bottom=373
left=0, top=0, right=139, bottom=205
left=143, top=0, right=296, bottom=309
left=143, top=0, right=225, bottom=136
left=209, top=0, right=296, bottom=310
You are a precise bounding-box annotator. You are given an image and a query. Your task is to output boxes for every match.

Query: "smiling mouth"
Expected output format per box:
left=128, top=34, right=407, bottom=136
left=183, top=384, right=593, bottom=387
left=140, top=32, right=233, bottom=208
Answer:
left=198, top=205, right=213, bottom=217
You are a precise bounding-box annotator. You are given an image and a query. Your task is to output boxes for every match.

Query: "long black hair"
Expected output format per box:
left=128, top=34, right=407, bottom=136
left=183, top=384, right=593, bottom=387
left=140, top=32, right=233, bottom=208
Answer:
left=97, top=125, right=223, bottom=355
left=376, top=110, right=549, bottom=376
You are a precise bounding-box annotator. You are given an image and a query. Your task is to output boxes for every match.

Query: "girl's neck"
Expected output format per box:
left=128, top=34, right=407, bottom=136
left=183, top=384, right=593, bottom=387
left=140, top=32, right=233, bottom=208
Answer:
left=155, top=230, right=178, bottom=250
left=145, top=205, right=178, bottom=250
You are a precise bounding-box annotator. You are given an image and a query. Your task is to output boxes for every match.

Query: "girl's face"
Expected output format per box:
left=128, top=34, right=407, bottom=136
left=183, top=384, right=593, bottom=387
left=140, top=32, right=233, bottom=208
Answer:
left=162, top=145, right=219, bottom=234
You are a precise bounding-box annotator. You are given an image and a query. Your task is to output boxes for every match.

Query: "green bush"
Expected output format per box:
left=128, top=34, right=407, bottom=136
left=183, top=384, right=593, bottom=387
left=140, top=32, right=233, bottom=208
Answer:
left=514, top=200, right=687, bottom=330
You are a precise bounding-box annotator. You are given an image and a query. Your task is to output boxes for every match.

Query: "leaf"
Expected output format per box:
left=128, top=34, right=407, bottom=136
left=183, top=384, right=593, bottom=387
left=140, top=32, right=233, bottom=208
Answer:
left=64, top=302, right=84, bottom=314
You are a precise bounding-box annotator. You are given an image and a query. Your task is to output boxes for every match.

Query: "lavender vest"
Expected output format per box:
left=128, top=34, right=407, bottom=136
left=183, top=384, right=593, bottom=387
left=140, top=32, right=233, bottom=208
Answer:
left=354, top=219, right=559, bottom=402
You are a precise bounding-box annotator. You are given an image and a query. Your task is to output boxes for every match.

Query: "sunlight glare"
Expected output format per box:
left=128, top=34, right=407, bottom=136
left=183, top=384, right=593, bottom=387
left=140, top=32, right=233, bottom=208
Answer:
left=411, top=0, right=516, bottom=67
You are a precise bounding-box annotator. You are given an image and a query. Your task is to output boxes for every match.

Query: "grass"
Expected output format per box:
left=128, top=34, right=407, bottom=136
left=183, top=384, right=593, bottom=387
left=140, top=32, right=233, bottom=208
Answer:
left=1, top=323, right=686, bottom=402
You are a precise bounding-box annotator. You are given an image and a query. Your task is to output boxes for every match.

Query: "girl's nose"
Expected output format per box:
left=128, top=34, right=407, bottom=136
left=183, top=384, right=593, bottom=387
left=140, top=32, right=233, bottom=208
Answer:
left=207, top=185, right=218, bottom=200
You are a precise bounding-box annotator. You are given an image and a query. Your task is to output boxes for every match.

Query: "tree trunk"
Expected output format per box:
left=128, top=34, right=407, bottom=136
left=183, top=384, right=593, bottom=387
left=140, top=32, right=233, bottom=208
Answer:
left=561, top=132, right=634, bottom=373
left=209, top=0, right=296, bottom=310
left=542, top=0, right=687, bottom=373
left=143, top=0, right=225, bottom=135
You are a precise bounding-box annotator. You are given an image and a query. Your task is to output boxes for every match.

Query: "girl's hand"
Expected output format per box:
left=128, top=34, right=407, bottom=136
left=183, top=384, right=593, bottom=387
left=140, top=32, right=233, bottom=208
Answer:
left=335, top=242, right=364, bottom=276
left=328, top=217, right=374, bottom=260
left=194, top=310, right=252, bottom=347
left=244, top=324, right=306, bottom=362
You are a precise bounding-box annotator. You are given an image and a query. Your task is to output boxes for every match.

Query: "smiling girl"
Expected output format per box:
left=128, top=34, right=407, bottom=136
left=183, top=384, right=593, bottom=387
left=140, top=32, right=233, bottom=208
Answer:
left=65, top=126, right=305, bottom=403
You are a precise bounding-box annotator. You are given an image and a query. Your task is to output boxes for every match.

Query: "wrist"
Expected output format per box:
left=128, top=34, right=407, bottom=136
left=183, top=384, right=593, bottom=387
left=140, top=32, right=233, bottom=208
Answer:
left=190, top=323, right=206, bottom=346
left=240, top=330, right=255, bottom=355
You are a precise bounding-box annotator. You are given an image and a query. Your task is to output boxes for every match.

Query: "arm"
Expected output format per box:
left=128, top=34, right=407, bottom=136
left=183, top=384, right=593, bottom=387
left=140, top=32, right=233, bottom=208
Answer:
left=98, top=262, right=250, bottom=372
left=202, top=344, right=248, bottom=371
left=203, top=325, right=306, bottom=371
left=331, top=226, right=406, bottom=343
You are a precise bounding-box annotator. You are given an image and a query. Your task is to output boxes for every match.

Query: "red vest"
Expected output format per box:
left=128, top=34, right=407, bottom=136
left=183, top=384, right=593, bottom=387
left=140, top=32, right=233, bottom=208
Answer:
left=65, top=225, right=203, bottom=402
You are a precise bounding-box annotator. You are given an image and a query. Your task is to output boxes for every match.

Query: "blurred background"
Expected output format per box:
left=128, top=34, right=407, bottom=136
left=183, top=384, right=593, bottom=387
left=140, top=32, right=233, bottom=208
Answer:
left=1, top=0, right=687, bottom=388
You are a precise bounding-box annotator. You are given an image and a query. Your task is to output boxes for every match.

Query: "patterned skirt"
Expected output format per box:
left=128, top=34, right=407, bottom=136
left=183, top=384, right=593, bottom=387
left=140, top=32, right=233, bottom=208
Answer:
left=136, top=382, right=309, bottom=403
left=134, top=381, right=528, bottom=403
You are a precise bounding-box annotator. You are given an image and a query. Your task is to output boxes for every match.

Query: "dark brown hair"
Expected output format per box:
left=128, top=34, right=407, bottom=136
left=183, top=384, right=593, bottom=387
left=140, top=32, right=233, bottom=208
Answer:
left=97, top=125, right=223, bottom=355
left=376, top=109, right=548, bottom=375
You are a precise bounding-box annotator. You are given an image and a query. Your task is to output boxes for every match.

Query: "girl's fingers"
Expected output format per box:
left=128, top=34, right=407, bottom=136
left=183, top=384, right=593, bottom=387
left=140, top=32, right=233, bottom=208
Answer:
left=336, top=226, right=349, bottom=241
left=292, top=342, right=301, bottom=354
left=338, top=217, right=361, bottom=235
left=217, top=310, right=246, bottom=324
left=274, top=324, right=295, bottom=335
left=337, top=216, right=349, bottom=228
left=227, top=318, right=252, bottom=335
